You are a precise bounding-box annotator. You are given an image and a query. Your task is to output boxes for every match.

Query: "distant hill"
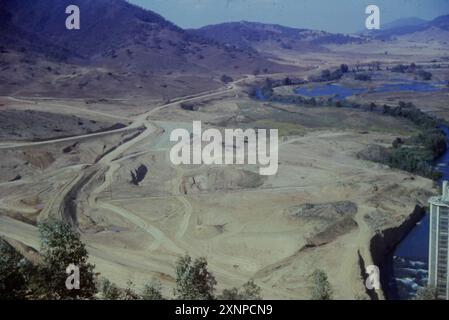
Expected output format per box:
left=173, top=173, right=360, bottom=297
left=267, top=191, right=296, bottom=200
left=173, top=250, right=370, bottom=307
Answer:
left=0, top=0, right=295, bottom=99
left=372, top=14, right=449, bottom=39
left=383, top=17, right=427, bottom=30
left=432, top=14, right=449, bottom=30
left=190, top=21, right=361, bottom=55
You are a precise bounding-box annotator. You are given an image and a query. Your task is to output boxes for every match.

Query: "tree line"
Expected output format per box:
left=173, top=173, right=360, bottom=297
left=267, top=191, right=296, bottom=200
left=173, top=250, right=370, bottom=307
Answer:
left=1, top=219, right=339, bottom=300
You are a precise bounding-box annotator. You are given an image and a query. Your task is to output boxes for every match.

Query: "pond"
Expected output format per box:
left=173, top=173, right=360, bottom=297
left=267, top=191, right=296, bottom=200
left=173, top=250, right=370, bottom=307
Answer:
left=294, top=81, right=443, bottom=100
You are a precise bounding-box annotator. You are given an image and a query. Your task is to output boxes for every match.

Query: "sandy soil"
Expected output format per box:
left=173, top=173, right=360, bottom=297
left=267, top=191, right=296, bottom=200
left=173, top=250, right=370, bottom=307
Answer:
left=0, top=40, right=446, bottom=299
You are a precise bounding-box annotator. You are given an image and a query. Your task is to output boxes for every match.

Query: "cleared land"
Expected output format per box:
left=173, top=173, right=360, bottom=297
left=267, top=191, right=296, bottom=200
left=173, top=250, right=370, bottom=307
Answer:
left=1, top=39, right=448, bottom=299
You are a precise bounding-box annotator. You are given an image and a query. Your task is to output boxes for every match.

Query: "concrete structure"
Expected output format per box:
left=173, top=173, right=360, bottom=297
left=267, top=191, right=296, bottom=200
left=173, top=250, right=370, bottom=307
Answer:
left=428, top=181, right=449, bottom=300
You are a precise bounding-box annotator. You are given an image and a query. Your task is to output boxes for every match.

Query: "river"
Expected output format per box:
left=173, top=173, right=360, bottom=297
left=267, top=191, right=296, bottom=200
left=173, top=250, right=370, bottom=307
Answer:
left=385, top=126, right=449, bottom=300
left=254, top=81, right=447, bottom=299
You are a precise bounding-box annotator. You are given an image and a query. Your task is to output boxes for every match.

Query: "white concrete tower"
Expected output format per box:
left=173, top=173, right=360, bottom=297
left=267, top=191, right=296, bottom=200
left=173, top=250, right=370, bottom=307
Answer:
left=428, top=181, right=449, bottom=299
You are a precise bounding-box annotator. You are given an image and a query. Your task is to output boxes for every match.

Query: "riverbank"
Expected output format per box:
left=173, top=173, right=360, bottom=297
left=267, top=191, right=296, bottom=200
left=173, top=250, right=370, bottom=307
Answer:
left=370, top=205, right=427, bottom=299
left=251, top=75, right=447, bottom=299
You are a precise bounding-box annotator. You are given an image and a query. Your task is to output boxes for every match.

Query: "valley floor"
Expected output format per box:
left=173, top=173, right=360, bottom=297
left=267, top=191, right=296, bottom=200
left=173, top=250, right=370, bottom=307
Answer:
left=1, top=42, right=448, bottom=299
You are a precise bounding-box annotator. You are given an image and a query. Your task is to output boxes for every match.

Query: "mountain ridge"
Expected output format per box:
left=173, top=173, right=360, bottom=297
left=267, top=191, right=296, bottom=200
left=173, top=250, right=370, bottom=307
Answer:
left=0, top=0, right=296, bottom=99
left=190, top=20, right=361, bottom=54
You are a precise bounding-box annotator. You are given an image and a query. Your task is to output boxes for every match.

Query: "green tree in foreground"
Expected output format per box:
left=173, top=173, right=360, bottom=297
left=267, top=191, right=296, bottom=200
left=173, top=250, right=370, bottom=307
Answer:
left=142, top=279, right=165, bottom=300
left=175, top=255, right=217, bottom=300
left=415, top=285, right=438, bottom=300
left=100, top=279, right=121, bottom=300
left=310, top=269, right=333, bottom=300
left=37, top=218, right=97, bottom=299
left=100, top=277, right=166, bottom=300
left=219, top=280, right=262, bottom=300
left=0, top=239, right=33, bottom=299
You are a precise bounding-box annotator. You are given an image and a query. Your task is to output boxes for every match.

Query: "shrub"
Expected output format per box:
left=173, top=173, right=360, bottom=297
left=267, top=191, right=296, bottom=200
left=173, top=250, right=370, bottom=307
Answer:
left=100, top=279, right=121, bottom=300
left=220, top=74, right=233, bottom=84
left=142, top=280, right=165, bottom=300
left=0, top=239, right=32, bottom=299
left=218, top=280, right=262, bottom=300
left=391, top=64, right=408, bottom=73
left=122, top=281, right=141, bottom=300
left=354, top=73, right=372, bottom=81
left=174, top=255, right=217, bottom=300
left=417, top=69, right=432, bottom=80
left=310, top=269, right=333, bottom=300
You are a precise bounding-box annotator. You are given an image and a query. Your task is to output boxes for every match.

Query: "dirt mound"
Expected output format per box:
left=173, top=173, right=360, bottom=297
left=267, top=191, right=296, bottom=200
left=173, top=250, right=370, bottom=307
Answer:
left=21, top=150, right=55, bottom=170
left=285, top=201, right=358, bottom=221
left=181, top=168, right=266, bottom=194
left=285, top=201, right=359, bottom=247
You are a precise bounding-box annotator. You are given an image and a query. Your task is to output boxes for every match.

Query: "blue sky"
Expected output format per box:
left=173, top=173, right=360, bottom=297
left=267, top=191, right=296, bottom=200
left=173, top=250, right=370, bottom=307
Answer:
left=129, top=0, right=449, bottom=33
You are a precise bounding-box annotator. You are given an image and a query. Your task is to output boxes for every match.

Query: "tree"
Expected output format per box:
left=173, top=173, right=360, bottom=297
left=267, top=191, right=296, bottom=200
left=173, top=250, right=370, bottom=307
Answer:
left=100, top=279, right=121, bottom=300
left=417, top=69, right=432, bottom=80
left=0, top=239, right=32, bottom=299
left=392, top=137, right=403, bottom=149
left=340, top=64, right=349, bottom=73
left=142, top=280, right=165, bottom=300
left=174, top=255, right=217, bottom=300
left=219, top=287, right=241, bottom=300
left=220, top=75, right=233, bottom=84
left=310, top=269, right=333, bottom=300
left=37, top=219, right=97, bottom=299
left=240, top=280, right=262, bottom=300
left=354, top=73, right=372, bottom=81
left=415, top=285, right=438, bottom=300
left=218, top=280, right=262, bottom=300
left=283, top=77, right=292, bottom=86
left=321, top=69, right=331, bottom=80
left=122, top=280, right=141, bottom=300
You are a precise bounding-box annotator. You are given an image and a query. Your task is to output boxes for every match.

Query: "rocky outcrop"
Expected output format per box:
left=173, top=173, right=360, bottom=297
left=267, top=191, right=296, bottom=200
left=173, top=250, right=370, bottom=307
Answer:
left=285, top=201, right=359, bottom=247
left=369, top=205, right=427, bottom=299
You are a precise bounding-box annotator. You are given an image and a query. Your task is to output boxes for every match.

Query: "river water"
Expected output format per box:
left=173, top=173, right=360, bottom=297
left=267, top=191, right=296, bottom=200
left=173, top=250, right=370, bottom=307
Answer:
left=255, top=81, right=447, bottom=299
left=385, top=126, right=449, bottom=300
left=295, top=81, right=443, bottom=101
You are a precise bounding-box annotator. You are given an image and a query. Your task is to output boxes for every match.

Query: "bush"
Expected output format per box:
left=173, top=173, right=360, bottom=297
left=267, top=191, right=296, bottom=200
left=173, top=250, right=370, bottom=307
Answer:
left=174, top=255, right=217, bottom=300
left=417, top=69, right=432, bottom=80
left=100, top=279, right=121, bottom=300
left=218, top=280, right=262, bottom=300
left=142, top=280, right=165, bottom=300
left=0, top=239, right=32, bottom=299
left=180, top=102, right=199, bottom=111
left=391, top=64, right=408, bottom=73
left=310, top=269, right=333, bottom=300
left=387, top=146, right=441, bottom=180
left=354, top=73, right=371, bottom=81
left=122, top=281, right=141, bottom=300
left=392, top=137, right=404, bottom=149
left=220, top=75, right=233, bottom=84
left=310, top=68, right=344, bottom=82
